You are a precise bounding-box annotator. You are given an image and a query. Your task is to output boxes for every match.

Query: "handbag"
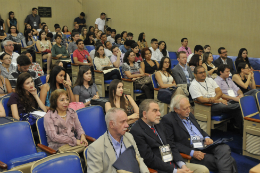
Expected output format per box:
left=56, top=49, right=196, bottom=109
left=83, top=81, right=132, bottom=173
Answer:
left=91, top=98, right=109, bottom=112
left=58, top=144, right=85, bottom=153
left=135, top=75, right=152, bottom=88
left=42, top=49, right=51, bottom=54
left=68, top=102, right=85, bottom=111
left=177, top=84, right=189, bottom=96
left=19, top=113, right=42, bottom=126
left=157, top=87, right=177, bottom=104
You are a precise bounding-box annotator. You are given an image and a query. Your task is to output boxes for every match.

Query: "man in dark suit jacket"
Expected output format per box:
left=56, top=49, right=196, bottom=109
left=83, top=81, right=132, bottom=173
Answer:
left=161, top=95, right=237, bottom=173
left=213, top=47, right=236, bottom=75
left=172, top=51, right=194, bottom=87
left=130, top=99, right=209, bottom=173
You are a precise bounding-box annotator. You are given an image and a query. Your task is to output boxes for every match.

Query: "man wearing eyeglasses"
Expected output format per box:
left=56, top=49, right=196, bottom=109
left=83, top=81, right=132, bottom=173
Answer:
left=213, top=47, right=235, bottom=76
left=0, top=40, right=20, bottom=66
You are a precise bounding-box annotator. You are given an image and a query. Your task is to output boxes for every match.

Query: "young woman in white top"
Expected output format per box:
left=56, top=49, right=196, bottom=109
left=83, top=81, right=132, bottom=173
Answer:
left=202, top=52, right=218, bottom=78
left=158, top=41, right=169, bottom=60
left=36, top=30, right=52, bottom=74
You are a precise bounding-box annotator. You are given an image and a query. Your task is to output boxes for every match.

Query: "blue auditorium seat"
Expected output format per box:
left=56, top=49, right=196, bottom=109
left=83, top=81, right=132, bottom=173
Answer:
left=169, top=52, right=177, bottom=59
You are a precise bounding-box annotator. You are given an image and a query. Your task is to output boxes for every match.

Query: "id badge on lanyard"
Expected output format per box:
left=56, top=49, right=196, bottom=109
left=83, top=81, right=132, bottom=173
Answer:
left=159, top=144, right=173, bottom=162
left=83, top=55, right=88, bottom=63
left=191, top=136, right=204, bottom=149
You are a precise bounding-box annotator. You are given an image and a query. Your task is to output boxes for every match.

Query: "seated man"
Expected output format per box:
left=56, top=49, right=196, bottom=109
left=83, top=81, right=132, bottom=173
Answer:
left=71, top=23, right=81, bottom=33
left=51, top=35, right=69, bottom=59
left=119, top=40, right=133, bottom=54
left=178, top=38, right=192, bottom=57
left=213, top=47, right=235, bottom=76
left=104, top=40, right=112, bottom=58
left=87, top=108, right=149, bottom=173
left=110, top=45, right=124, bottom=68
left=189, top=66, right=243, bottom=129
left=161, top=95, right=238, bottom=173
left=107, top=29, right=116, bottom=43
left=73, top=39, right=92, bottom=66
left=106, top=27, right=111, bottom=36
left=0, top=40, right=20, bottom=65
left=8, top=55, right=42, bottom=91
left=68, top=32, right=87, bottom=54
left=130, top=99, right=209, bottom=173
left=100, top=33, right=107, bottom=45
left=187, top=45, right=204, bottom=63
left=149, top=38, right=161, bottom=61
left=172, top=51, right=194, bottom=88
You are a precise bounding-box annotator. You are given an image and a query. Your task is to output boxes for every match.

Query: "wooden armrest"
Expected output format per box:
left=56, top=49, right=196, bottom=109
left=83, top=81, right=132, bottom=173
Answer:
left=0, top=160, right=7, bottom=169
left=122, top=78, right=133, bottom=82
left=85, top=135, right=96, bottom=142
left=256, top=85, right=260, bottom=88
left=194, top=100, right=212, bottom=106
left=148, top=168, right=158, bottom=173
left=71, top=63, right=79, bottom=66
left=94, top=70, right=103, bottom=73
left=180, top=153, right=192, bottom=160
left=154, top=88, right=160, bottom=91
left=253, top=70, right=260, bottom=72
left=244, top=117, right=260, bottom=123
left=52, top=57, right=59, bottom=60
left=37, top=144, right=57, bottom=155
left=36, top=52, right=42, bottom=54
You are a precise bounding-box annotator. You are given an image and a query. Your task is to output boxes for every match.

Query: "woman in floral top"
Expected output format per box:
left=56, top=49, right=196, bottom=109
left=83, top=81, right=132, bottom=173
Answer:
left=23, top=51, right=44, bottom=76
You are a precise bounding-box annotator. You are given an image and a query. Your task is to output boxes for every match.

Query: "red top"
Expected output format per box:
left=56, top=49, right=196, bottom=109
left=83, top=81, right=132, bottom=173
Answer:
left=73, top=49, right=90, bottom=63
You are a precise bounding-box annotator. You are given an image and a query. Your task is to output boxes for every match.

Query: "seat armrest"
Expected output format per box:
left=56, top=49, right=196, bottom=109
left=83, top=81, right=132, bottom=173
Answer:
left=36, top=52, right=42, bottom=54
left=72, top=63, right=79, bottom=66
left=256, top=85, right=260, bottom=88
left=122, top=78, right=133, bottom=82
left=94, top=70, right=103, bottom=73
left=148, top=168, right=158, bottom=173
left=37, top=144, right=57, bottom=155
left=0, top=160, right=7, bottom=169
left=154, top=88, right=160, bottom=91
left=194, top=100, right=212, bottom=106
left=85, top=135, right=96, bottom=142
left=52, top=57, right=59, bottom=60
left=180, top=153, right=192, bottom=160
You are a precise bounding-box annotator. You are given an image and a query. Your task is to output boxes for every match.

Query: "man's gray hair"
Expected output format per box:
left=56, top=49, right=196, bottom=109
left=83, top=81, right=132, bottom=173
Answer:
left=139, top=99, right=158, bottom=118
left=105, top=107, right=125, bottom=128
left=2, top=40, right=13, bottom=47
left=170, top=95, right=189, bottom=111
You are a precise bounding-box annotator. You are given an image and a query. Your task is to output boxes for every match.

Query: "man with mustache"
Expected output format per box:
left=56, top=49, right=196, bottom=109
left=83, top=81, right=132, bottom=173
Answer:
left=130, top=99, right=209, bottom=173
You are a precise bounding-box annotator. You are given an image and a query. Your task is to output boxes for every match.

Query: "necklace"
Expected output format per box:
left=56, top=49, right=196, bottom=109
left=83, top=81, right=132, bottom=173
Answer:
left=60, top=114, right=67, bottom=118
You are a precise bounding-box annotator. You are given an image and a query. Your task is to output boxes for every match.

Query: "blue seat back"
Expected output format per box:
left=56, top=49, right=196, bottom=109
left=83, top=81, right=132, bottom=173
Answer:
left=0, top=122, right=37, bottom=164
left=254, top=71, right=260, bottom=86
left=239, top=95, right=259, bottom=118
left=32, top=154, right=83, bottom=173
left=169, top=52, right=177, bottom=59
left=119, top=66, right=123, bottom=77
left=35, top=44, right=39, bottom=52
left=39, top=75, right=47, bottom=85
left=4, top=171, right=23, bottom=173
left=36, top=117, right=48, bottom=146
left=1, top=93, right=12, bottom=117
left=21, top=40, right=24, bottom=48
left=71, top=54, right=75, bottom=64
left=151, top=74, right=159, bottom=88
left=66, top=35, right=71, bottom=39
left=77, top=106, right=107, bottom=139
left=85, top=45, right=95, bottom=52
left=33, top=36, right=38, bottom=41
left=171, top=59, right=179, bottom=69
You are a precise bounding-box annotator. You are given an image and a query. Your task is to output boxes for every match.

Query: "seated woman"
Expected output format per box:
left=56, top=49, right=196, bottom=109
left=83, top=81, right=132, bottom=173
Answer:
left=42, top=25, right=50, bottom=35
left=62, top=26, right=71, bottom=35
left=140, top=47, right=159, bottom=76
left=0, top=102, right=5, bottom=117
left=137, top=32, right=148, bottom=51
left=122, top=50, right=154, bottom=99
left=131, top=42, right=143, bottom=63
left=235, top=48, right=252, bottom=69
left=73, top=66, right=99, bottom=107
left=0, top=67, right=12, bottom=97
left=88, top=26, right=94, bottom=33
left=44, top=89, right=88, bottom=151
left=40, top=66, right=75, bottom=110
left=24, top=23, right=38, bottom=36
left=93, top=28, right=98, bottom=38
left=202, top=52, right=218, bottom=79
left=7, top=72, right=47, bottom=130
left=232, top=62, right=258, bottom=96
left=6, top=25, right=23, bottom=54
left=52, top=34, right=69, bottom=58
left=113, top=34, right=123, bottom=47
left=7, top=11, right=18, bottom=30
left=121, top=31, right=127, bottom=44
left=188, top=54, right=202, bottom=73
left=54, top=31, right=68, bottom=48
left=22, top=50, right=44, bottom=77
left=80, top=27, right=88, bottom=41
left=0, top=53, right=16, bottom=78
left=36, top=30, right=52, bottom=74
left=158, top=41, right=169, bottom=60
left=84, top=32, right=95, bottom=45
left=93, top=44, right=121, bottom=80
left=105, top=79, right=139, bottom=127
left=94, top=30, right=102, bottom=42
left=21, top=30, right=36, bottom=59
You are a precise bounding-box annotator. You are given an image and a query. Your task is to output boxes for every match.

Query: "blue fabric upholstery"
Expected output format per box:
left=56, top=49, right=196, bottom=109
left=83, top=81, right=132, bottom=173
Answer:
left=66, top=35, right=71, bottom=39
left=32, top=155, right=83, bottom=173
left=7, top=152, right=47, bottom=169
left=240, top=95, right=259, bottom=117
left=36, top=117, right=48, bottom=146
left=43, top=59, right=47, bottom=62
left=77, top=106, right=107, bottom=139
left=171, top=59, right=179, bottom=69
left=169, top=52, right=177, bottom=60
left=85, top=45, right=95, bottom=52
left=1, top=93, right=12, bottom=117
left=211, top=114, right=230, bottom=121
left=151, top=74, right=159, bottom=88
left=39, top=75, right=47, bottom=85
left=70, top=54, right=75, bottom=64
left=134, top=90, right=143, bottom=93
left=104, top=80, right=113, bottom=84
left=254, top=71, right=260, bottom=86
left=0, top=122, right=44, bottom=170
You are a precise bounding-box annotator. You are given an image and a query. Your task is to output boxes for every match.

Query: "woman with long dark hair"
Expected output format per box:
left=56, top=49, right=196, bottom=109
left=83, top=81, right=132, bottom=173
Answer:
left=202, top=52, right=218, bottom=78
left=88, top=26, right=94, bottom=33
left=140, top=47, right=159, bottom=76
left=22, top=29, right=36, bottom=51
left=40, top=66, right=75, bottom=110
left=62, top=26, right=71, bottom=35
left=137, top=32, right=148, bottom=51
left=24, top=23, right=38, bottom=36
left=7, top=11, right=18, bottom=29
left=188, top=54, right=202, bottom=73
left=84, top=32, right=95, bottom=45
left=105, top=79, right=139, bottom=126
left=131, top=42, right=142, bottom=62
left=80, top=27, right=88, bottom=41
left=158, top=41, right=169, bottom=60
left=235, top=48, right=252, bottom=69
left=6, top=25, right=23, bottom=54
left=73, top=66, right=99, bottom=106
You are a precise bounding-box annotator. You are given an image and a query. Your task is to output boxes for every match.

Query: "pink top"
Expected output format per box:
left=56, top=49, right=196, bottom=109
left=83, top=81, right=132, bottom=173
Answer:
left=178, top=46, right=192, bottom=57
left=44, top=108, right=85, bottom=150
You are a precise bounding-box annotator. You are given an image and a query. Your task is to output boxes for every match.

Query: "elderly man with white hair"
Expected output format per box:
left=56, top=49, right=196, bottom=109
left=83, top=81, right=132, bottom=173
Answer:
left=87, top=107, right=149, bottom=173
left=161, top=95, right=238, bottom=173
left=0, top=40, right=19, bottom=65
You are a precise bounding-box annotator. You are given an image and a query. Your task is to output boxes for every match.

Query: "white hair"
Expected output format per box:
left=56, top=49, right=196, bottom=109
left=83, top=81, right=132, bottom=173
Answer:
left=169, top=94, right=189, bottom=112
left=2, top=40, right=13, bottom=47
left=105, top=107, right=125, bottom=128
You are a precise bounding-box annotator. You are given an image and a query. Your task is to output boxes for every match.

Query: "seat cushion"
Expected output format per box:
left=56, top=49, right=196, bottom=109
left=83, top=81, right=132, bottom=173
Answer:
left=43, top=59, right=47, bottom=63
left=104, top=80, right=113, bottom=84
left=134, top=90, right=143, bottom=93
left=7, top=152, right=47, bottom=170
left=211, top=114, right=230, bottom=121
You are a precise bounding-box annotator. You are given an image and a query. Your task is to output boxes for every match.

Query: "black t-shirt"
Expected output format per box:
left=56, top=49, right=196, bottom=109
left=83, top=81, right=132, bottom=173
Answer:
left=84, top=39, right=94, bottom=45
left=74, top=17, right=86, bottom=30
left=72, top=29, right=81, bottom=34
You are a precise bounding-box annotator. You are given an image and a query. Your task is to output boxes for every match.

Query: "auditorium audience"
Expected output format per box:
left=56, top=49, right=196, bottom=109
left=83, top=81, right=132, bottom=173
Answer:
left=52, top=35, right=69, bottom=59
left=80, top=27, right=88, bottom=41
left=73, top=66, right=99, bottom=106
left=119, top=40, right=132, bottom=53
left=68, top=32, right=87, bottom=54
left=84, top=32, right=95, bottom=45
left=95, top=12, right=106, bottom=32
left=121, top=31, right=127, bottom=44
left=113, top=34, right=122, bottom=47
left=62, top=25, right=71, bottom=35
left=161, top=95, right=237, bottom=173
left=105, top=79, right=139, bottom=127
left=74, top=12, right=86, bottom=31
left=44, top=89, right=88, bottom=151
left=8, top=55, right=42, bottom=91
left=235, top=48, right=252, bottom=69
left=130, top=99, right=209, bottom=173
left=127, top=32, right=133, bottom=40
left=36, top=30, right=52, bottom=73
left=140, top=47, right=159, bottom=76
left=149, top=38, right=161, bottom=61
left=158, top=41, right=169, bottom=60
left=213, top=47, right=235, bottom=76
left=87, top=107, right=149, bottom=173
left=204, top=45, right=211, bottom=53
left=131, top=42, right=142, bottom=63
left=0, top=53, right=16, bottom=78
left=73, top=39, right=92, bottom=66
left=0, top=68, right=12, bottom=97
left=107, top=29, right=116, bottom=43
left=1, top=40, right=19, bottom=65
left=188, top=54, right=202, bottom=73
left=72, top=23, right=81, bottom=33
left=0, top=15, right=6, bottom=31
left=88, top=26, right=94, bottom=33
left=22, top=51, right=44, bottom=77
left=6, top=25, right=23, bottom=54
left=202, top=52, right=218, bottom=78
left=24, top=23, right=38, bottom=36
left=187, top=45, right=203, bottom=63
left=24, top=8, right=41, bottom=29
left=7, top=11, right=18, bottom=29
left=40, top=66, right=75, bottom=109
left=122, top=50, right=153, bottom=99
left=178, top=38, right=192, bottom=57
left=110, top=45, right=124, bottom=68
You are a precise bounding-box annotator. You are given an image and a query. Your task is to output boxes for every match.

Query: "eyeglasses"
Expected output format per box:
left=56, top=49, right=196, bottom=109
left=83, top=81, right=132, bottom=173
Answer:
left=221, top=51, right=228, bottom=54
left=6, top=44, right=14, bottom=47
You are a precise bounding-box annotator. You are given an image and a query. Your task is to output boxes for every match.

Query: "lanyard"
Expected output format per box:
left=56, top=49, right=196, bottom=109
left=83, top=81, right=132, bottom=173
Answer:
left=107, top=131, right=123, bottom=158
left=225, top=79, right=230, bottom=88
left=152, top=126, right=164, bottom=145
left=196, top=80, right=208, bottom=92
left=78, top=49, right=87, bottom=60
left=0, top=78, right=6, bottom=93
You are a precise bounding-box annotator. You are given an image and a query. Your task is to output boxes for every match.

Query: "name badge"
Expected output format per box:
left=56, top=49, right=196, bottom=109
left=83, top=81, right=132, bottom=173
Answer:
left=159, top=144, right=173, bottom=162
left=191, top=136, right=204, bottom=149
left=83, top=59, right=88, bottom=63
left=34, top=22, right=37, bottom=26
left=85, top=98, right=91, bottom=103
left=227, top=89, right=236, bottom=97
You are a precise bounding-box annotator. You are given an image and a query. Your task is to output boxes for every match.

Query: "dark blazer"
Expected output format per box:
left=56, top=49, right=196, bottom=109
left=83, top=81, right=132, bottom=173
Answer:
left=130, top=119, right=184, bottom=173
left=171, top=64, right=194, bottom=87
left=213, top=57, right=235, bottom=75
left=161, top=112, right=208, bottom=155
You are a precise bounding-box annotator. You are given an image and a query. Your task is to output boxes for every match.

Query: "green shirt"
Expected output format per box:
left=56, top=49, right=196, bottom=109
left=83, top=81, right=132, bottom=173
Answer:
left=51, top=44, right=69, bottom=58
